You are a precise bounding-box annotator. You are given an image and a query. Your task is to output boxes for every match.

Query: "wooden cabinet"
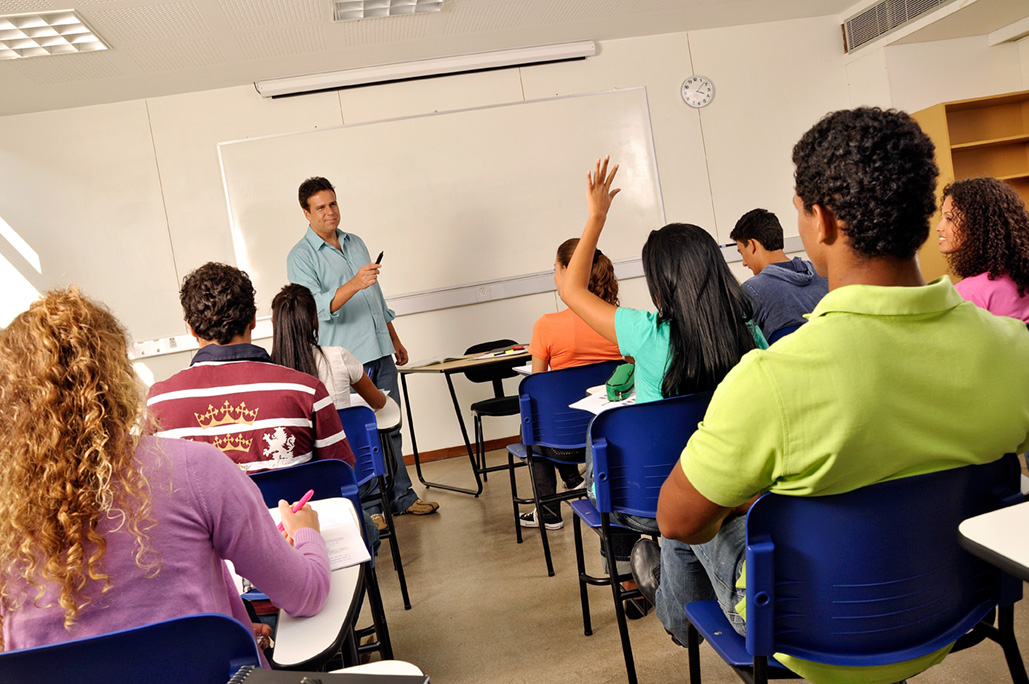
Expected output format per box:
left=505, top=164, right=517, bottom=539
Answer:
left=912, top=90, right=1029, bottom=281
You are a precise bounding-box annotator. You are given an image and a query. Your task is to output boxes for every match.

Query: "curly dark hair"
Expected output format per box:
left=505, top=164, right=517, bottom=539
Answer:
left=729, top=208, right=784, bottom=251
left=179, top=262, right=257, bottom=345
left=942, top=178, right=1029, bottom=297
left=792, top=107, right=938, bottom=260
left=298, top=176, right=335, bottom=211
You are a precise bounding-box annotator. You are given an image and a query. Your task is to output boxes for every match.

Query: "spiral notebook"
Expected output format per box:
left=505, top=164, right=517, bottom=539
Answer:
left=227, top=665, right=428, bottom=683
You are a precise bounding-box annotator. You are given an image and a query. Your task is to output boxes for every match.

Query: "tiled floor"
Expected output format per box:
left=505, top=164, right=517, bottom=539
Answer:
left=359, top=450, right=1029, bottom=683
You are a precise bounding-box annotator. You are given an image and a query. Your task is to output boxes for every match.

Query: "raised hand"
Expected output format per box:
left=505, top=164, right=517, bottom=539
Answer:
left=587, top=155, right=621, bottom=219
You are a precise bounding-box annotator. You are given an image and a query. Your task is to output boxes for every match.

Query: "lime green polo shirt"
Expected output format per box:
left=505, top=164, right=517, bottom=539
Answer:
left=681, top=277, right=1029, bottom=684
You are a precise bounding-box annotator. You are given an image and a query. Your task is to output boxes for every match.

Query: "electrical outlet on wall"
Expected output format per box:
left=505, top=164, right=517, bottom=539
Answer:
left=476, top=285, right=490, bottom=302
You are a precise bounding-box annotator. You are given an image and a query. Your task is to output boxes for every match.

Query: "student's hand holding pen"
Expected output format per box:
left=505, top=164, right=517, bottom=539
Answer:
left=586, top=155, right=621, bottom=222
left=278, top=498, right=320, bottom=546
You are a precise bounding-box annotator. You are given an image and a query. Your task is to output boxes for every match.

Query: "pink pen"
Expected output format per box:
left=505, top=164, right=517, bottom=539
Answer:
left=277, top=489, right=315, bottom=532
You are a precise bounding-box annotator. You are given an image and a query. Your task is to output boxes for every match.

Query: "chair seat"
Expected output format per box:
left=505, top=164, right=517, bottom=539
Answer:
left=470, top=395, right=519, bottom=416
left=685, top=600, right=788, bottom=671
left=507, top=443, right=528, bottom=460
left=569, top=498, right=631, bottom=531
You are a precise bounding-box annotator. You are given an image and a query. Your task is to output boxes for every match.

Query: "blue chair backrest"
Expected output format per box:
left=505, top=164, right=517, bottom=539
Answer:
left=745, top=453, right=1024, bottom=665
left=518, top=360, right=622, bottom=449
left=249, top=460, right=364, bottom=551
left=591, top=392, right=713, bottom=518
left=767, top=322, right=803, bottom=344
left=0, top=613, right=260, bottom=684
left=337, top=406, right=385, bottom=486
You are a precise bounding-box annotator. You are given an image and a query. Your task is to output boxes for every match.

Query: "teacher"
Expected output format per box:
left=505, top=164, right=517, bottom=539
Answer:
left=287, top=176, right=439, bottom=518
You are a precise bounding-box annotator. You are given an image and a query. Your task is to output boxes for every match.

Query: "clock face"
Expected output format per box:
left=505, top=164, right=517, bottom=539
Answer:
left=681, top=75, right=714, bottom=108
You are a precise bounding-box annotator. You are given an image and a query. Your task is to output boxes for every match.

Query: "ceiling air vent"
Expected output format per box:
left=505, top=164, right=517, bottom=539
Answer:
left=843, top=0, right=957, bottom=52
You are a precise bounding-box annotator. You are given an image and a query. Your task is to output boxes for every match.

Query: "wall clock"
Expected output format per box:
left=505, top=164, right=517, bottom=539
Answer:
left=681, top=75, right=715, bottom=108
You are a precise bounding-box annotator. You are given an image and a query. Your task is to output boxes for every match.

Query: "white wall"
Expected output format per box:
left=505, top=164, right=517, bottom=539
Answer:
left=4, top=18, right=1026, bottom=457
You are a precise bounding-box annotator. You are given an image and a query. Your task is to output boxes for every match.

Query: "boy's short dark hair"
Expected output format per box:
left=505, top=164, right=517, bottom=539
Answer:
left=730, top=208, right=784, bottom=251
left=179, top=262, right=256, bottom=345
left=792, top=107, right=938, bottom=260
left=298, top=176, right=335, bottom=211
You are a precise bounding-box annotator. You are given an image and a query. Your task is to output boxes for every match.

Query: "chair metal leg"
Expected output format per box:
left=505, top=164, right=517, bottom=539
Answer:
left=687, top=622, right=703, bottom=684
left=510, top=450, right=524, bottom=544
left=474, top=414, right=489, bottom=483
left=573, top=514, right=592, bottom=636
left=341, top=629, right=360, bottom=669
left=998, top=605, right=1029, bottom=684
left=602, top=519, right=638, bottom=684
left=753, top=656, right=768, bottom=684
left=525, top=453, right=556, bottom=577
left=364, top=567, right=394, bottom=660
left=377, top=475, right=411, bottom=610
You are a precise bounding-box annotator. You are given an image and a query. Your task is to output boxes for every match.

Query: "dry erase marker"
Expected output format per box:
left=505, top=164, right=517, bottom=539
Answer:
left=278, top=489, right=315, bottom=532
left=375, top=251, right=384, bottom=264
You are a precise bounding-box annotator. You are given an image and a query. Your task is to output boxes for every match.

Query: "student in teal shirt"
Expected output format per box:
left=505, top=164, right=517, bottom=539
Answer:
left=558, top=157, right=765, bottom=602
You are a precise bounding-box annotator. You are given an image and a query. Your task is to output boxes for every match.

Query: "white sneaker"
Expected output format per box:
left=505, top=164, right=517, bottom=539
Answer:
left=519, top=509, right=564, bottom=530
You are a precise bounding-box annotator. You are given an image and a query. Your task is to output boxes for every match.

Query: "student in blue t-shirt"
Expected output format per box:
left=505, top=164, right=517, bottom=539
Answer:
left=558, top=156, right=766, bottom=612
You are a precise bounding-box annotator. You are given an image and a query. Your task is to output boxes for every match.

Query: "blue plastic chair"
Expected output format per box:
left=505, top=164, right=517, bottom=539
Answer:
left=569, top=392, right=712, bottom=684
left=0, top=613, right=260, bottom=684
left=338, top=406, right=411, bottom=610
left=508, top=360, right=621, bottom=576
left=685, top=453, right=1028, bottom=684
left=766, top=322, right=803, bottom=344
left=249, top=459, right=393, bottom=668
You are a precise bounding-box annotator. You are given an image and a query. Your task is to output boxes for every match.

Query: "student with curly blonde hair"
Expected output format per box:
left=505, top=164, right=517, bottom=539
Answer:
left=0, top=289, right=329, bottom=663
left=936, top=177, right=1029, bottom=322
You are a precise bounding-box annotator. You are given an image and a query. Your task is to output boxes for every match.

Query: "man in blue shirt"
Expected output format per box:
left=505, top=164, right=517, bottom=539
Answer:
left=288, top=176, right=438, bottom=518
left=731, top=208, right=827, bottom=339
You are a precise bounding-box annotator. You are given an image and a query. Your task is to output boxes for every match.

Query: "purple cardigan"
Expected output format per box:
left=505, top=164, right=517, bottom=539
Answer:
left=1, top=436, right=330, bottom=661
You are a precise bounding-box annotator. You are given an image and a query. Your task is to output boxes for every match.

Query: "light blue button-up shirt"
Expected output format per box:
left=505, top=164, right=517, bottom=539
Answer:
left=286, top=227, right=396, bottom=364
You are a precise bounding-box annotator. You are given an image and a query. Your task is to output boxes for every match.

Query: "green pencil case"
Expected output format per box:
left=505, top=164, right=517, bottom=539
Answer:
left=605, top=362, right=635, bottom=401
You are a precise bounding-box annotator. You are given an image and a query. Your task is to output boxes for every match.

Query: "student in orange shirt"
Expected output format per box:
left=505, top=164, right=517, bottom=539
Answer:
left=521, top=238, right=623, bottom=530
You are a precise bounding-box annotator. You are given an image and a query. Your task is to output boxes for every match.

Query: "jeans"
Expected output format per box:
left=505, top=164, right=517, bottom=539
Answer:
left=655, top=514, right=747, bottom=645
left=363, top=355, right=419, bottom=514
left=528, top=448, right=583, bottom=524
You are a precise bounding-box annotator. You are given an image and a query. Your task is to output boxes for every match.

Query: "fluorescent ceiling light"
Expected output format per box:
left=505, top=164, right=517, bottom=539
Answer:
left=255, top=41, right=596, bottom=97
left=0, top=10, right=108, bottom=60
left=333, top=0, right=443, bottom=22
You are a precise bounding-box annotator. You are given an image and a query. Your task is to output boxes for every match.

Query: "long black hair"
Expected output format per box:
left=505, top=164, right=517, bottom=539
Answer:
left=641, top=223, right=757, bottom=398
left=271, top=283, right=322, bottom=379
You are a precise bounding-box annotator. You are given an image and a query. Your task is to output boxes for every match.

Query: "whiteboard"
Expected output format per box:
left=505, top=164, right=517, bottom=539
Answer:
left=218, top=88, right=665, bottom=317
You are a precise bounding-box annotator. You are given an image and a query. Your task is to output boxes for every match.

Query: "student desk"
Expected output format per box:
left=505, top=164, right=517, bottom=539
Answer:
left=959, top=500, right=1029, bottom=582
left=399, top=349, right=530, bottom=496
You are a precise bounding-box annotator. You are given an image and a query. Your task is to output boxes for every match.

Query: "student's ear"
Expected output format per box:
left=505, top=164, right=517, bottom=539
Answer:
left=811, top=204, right=840, bottom=247
left=187, top=324, right=199, bottom=340
left=745, top=239, right=760, bottom=256
left=249, top=317, right=257, bottom=331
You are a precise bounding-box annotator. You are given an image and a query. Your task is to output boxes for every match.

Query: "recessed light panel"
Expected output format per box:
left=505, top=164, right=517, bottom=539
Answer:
left=0, top=10, right=109, bottom=60
left=333, top=0, right=443, bottom=22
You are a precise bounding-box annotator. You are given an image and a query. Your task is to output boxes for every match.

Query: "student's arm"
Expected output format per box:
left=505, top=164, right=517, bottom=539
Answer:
left=387, top=322, right=408, bottom=366
left=531, top=356, right=549, bottom=373
left=656, top=465, right=733, bottom=544
left=312, top=382, right=355, bottom=466
left=559, top=156, right=621, bottom=345
left=353, top=373, right=387, bottom=410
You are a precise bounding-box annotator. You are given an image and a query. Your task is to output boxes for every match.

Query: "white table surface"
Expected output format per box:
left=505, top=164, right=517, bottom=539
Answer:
left=349, top=394, right=402, bottom=431
left=958, top=500, right=1029, bottom=581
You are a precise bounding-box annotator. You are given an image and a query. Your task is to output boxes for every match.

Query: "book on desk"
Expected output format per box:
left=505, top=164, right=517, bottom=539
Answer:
left=229, top=665, right=428, bottom=683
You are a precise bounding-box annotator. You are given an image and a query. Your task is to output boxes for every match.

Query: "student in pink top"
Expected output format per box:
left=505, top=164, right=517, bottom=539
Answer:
left=0, top=290, right=330, bottom=666
left=936, top=177, right=1029, bottom=322
left=521, top=238, right=623, bottom=530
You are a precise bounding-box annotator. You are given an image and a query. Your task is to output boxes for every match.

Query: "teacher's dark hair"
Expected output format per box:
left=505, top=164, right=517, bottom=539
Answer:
left=556, top=238, right=619, bottom=306
left=271, top=283, right=322, bottom=379
left=179, top=262, right=256, bottom=345
left=642, top=223, right=756, bottom=399
left=792, top=107, right=938, bottom=260
left=298, top=176, right=336, bottom=211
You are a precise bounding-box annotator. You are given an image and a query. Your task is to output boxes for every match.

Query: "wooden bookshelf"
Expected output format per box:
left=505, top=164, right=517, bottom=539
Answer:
left=912, top=90, right=1029, bottom=281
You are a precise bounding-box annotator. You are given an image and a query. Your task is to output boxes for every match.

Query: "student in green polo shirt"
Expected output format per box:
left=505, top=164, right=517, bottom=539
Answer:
left=631, top=107, right=1029, bottom=684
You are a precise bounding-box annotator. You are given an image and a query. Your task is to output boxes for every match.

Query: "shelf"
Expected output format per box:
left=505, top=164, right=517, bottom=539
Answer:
left=951, top=133, right=1029, bottom=151
left=998, top=172, right=1029, bottom=182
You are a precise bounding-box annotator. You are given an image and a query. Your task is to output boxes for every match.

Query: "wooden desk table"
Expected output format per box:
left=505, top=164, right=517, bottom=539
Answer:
left=959, top=499, right=1029, bottom=582
left=399, top=348, right=530, bottom=496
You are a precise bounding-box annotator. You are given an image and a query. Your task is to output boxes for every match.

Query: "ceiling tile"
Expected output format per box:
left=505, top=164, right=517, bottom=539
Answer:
left=236, top=25, right=327, bottom=60
left=11, top=50, right=122, bottom=85
left=87, top=2, right=208, bottom=45
left=217, top=0, right=323, bottom=30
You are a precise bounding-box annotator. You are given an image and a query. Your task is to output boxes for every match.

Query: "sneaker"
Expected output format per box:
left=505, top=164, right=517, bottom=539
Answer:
left=371, top=513, right=388, bottom=532
left=562, top=474, right=585, bottom=491
left=519, top=509, right=564, bottom=530
left=403, top=498, right=439, bottom=515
